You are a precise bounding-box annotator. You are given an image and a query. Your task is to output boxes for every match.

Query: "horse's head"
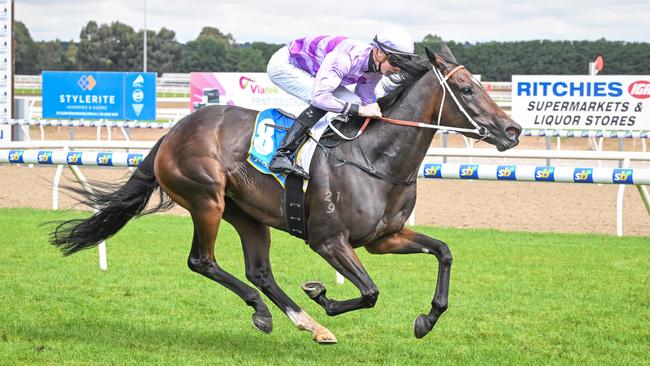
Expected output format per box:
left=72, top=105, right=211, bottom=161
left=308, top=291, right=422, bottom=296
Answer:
left=425, top=46, right=521, bottom=151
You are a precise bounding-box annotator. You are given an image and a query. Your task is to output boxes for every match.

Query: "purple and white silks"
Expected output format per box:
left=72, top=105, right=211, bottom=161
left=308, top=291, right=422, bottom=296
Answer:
left=268, top=35, right=382, bottom=113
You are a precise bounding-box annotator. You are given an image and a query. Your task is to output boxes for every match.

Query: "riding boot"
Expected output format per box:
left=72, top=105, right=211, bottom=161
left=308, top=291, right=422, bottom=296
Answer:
left=269, top=106, right=327, bottom=179
left=269, top=120, right=312, bottom=178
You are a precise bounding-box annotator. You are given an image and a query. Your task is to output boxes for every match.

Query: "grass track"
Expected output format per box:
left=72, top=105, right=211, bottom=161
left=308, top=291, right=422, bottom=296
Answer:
left=0, top=208, right=648, bottom=365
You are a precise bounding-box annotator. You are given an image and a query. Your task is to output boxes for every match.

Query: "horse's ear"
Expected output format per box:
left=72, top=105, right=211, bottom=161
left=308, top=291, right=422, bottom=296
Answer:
left=425, top=47, right=437, bottom=64
left=440, top=44, right=458, bottom=64
left=425, top=46, right=447, bottom=69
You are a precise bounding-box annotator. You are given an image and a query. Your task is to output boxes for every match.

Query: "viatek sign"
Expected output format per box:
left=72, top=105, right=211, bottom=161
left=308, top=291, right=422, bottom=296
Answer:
left=512, top=75, right=650, bottom=131
left=42, top=71, right=157, bottom=120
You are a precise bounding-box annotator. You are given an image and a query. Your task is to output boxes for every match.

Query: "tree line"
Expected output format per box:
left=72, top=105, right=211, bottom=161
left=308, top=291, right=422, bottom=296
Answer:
left=15, top=21, right=650, bottom=81
left=15, top=20, right=279, bottom=76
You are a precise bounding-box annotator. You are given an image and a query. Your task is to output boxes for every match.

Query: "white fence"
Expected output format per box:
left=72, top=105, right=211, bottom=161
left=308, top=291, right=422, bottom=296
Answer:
left=2, top=142, right=649, bottom=236
left=1, top=119, right=173, bottom=142
left=417, top=162, right=650, bottom=184
left=0, top=149, right=148, bottom=167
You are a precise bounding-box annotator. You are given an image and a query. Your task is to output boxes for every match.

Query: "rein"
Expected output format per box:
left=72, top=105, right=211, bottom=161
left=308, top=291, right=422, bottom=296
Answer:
left=327, top=64, right=491, bottom=141
left=319, top=62, right=491, bottom=185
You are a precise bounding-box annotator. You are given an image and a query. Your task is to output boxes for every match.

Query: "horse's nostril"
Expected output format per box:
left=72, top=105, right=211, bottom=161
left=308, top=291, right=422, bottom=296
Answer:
left=506, top=127, right=519, bottom=138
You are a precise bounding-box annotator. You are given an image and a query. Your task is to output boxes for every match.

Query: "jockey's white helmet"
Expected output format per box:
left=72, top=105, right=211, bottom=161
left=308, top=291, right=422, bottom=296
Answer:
left=373, top=25, right=416, bottom=58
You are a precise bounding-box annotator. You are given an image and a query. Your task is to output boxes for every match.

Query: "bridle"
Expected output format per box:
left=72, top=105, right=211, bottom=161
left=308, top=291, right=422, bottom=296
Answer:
left=328, top=64, right=492, bottom=141
left=319, top=60, right=493, bottom=186
left=430, top=64, right=490, bottom=138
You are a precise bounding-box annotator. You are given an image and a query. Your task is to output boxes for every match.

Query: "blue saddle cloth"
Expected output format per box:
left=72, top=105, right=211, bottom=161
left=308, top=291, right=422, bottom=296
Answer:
left=247, top=108, right=296, bottom=187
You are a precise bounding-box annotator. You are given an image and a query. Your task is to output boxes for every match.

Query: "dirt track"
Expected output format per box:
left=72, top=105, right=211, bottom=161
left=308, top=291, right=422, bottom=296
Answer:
left=1, top=127, right=649, bottom=236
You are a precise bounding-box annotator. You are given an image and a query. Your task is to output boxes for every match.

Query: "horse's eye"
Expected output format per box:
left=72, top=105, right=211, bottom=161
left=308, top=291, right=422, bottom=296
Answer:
left=460, top=86, right=474, bottom=95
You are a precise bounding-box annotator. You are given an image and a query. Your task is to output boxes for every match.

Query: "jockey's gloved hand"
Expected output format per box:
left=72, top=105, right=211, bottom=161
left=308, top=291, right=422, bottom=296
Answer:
left=357, top=103, right=382, bottom=118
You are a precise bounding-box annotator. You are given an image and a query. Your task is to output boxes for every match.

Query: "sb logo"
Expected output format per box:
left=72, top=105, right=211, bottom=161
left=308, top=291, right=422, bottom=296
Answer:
left=423, top=163, right=442, bottom=178
left=97, top=153, right=113, bottom=166
left=534, top=167, right=554, bottom=181
left=459, top=164, right=478, bottom=179
left=128, top=154, right=143, bottom=167
left=9, top=150, right=24, bottom=163
left=497, top=166, right=516, bottom=180
left=38, top=151, right=53, bottom=164
left=67, top=152, right=83, bottom=165
left=613, top=169, right=633, bottom=184
left=573, top=168, right=593, bottom=183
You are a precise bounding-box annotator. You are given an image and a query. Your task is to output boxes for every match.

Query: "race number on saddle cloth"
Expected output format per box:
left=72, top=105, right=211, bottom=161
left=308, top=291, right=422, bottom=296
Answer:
left=247, top=108, right=328, bottom=188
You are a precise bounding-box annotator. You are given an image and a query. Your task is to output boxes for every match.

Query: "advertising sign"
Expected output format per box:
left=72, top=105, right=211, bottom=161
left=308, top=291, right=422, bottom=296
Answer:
left=190, top=72, right=308, bottom=115
left=189, top=72, right=425, bottom=115
left=512, top=75, right=650, bottom=131
left=0, top=0, right=12, bottom=140
left=42, top=71, right=156, bottom=120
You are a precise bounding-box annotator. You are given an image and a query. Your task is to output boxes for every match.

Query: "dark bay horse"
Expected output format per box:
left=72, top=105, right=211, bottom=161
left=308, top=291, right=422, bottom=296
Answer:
left=52, top=47, right=521, bottom=343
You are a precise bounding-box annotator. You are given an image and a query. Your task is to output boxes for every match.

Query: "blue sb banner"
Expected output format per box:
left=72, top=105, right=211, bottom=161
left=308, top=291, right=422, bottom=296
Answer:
left=42, top=71, right=156, bottom=120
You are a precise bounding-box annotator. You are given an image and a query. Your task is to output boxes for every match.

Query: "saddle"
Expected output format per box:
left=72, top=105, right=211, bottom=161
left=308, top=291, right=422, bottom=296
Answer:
left=246, top=108, right=368, bottom=242
left=246, top=109, right=368, bottom=242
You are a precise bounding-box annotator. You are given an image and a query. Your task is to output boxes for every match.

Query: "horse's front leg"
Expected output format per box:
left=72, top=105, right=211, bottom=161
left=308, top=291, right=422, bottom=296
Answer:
left=224, top=199, right=337, bottom=344
left=365, top=227, right=453, bottom=339
left=305, top=233, right=380, bottom=316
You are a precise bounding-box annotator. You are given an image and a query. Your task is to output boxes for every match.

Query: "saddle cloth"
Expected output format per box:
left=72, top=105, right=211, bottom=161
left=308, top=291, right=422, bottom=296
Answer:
left=247, top=108, right=328, bottom=188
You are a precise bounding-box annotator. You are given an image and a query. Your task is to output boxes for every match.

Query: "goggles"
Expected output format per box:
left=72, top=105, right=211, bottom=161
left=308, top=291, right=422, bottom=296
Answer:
left=387, top=53, right=413, bottom=64
left=373, top=36, right=417, bottom=60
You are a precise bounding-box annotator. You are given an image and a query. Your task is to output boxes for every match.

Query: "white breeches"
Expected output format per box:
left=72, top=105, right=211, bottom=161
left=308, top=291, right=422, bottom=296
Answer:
left=266, top=46, right=362, bottom=107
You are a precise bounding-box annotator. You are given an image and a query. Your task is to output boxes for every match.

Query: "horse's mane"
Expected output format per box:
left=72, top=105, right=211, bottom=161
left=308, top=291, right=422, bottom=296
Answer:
left=322, top=57, right=434, bottom=143
left=377, top=57, right=431, bottom=111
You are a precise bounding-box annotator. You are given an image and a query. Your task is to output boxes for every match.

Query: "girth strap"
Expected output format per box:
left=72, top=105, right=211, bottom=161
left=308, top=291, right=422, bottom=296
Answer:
left=313, top=138, right=415, bottom=185
left=284, top=174, right=309, bottom=241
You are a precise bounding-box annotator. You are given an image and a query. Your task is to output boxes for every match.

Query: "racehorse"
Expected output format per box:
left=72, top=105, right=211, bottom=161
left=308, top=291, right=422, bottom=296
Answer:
left=51, top=46, right=521, bottom=344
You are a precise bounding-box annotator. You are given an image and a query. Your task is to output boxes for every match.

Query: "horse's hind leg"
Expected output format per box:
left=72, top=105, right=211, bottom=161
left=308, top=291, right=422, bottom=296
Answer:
left=154, top=131, right=271, bottom=333
left=223, top=199, right=337, bottom=343
left=187, top=206, right=272, bottom=333
left=365, top=227, right=452, bottom=339
left=304, top=233, right=380, bottom=316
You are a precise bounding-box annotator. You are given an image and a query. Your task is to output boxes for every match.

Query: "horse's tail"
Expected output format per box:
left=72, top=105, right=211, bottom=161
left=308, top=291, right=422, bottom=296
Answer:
left=50, top=136, right=174, bottom=256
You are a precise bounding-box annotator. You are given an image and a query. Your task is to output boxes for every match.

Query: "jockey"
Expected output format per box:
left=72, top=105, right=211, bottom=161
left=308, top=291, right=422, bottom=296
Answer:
left=266, top=25, right=417, bottom=179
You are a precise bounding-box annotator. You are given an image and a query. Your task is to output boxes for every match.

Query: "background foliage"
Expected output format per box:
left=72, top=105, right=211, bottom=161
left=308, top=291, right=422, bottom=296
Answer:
left=14, top=21, right=650, bottom=79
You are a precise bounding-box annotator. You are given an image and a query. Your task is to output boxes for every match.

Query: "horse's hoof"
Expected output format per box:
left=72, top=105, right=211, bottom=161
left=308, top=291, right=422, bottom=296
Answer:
left=413, top=314, right=433, bottom=339
left=252, top=313, right=273, bottom=334
left=313, top=328, right=337, bottom=344
left=302, top=281, right=326, bottom=299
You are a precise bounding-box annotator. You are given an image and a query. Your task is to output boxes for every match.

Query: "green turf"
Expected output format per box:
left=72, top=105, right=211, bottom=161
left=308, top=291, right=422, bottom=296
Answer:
left=0, top=208, right=648, bottom=365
